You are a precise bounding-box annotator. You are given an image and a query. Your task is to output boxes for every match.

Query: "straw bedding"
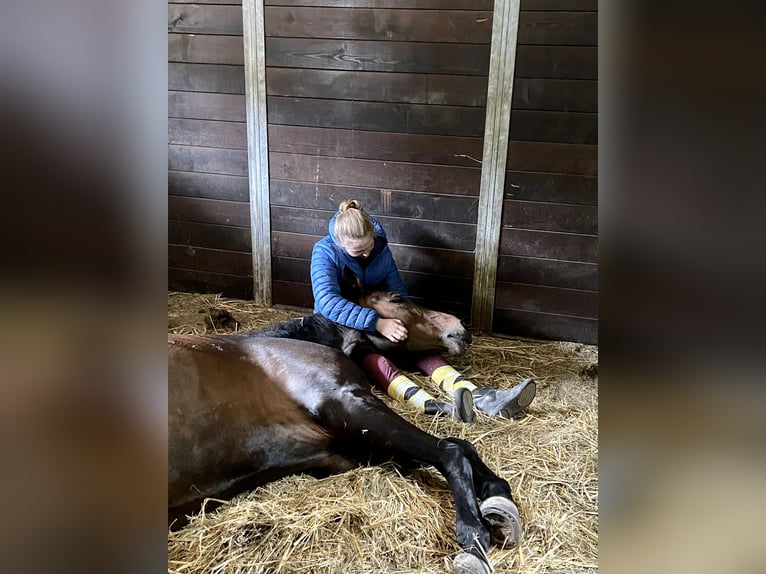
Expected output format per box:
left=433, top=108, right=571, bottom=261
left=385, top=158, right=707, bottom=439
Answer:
left=168, top=292, right=598, bottom=574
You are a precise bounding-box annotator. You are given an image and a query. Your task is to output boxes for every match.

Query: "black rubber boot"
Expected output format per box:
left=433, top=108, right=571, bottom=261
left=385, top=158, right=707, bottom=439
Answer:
left=472, top=379, right=536, bottom=418
left=423, top=387, right=475, bottom=423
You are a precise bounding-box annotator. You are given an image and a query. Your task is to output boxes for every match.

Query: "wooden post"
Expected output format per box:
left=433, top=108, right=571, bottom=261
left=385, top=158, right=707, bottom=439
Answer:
left=471, top=0, right=521, bottom=333
left=242, top=0, right=272, bottom=306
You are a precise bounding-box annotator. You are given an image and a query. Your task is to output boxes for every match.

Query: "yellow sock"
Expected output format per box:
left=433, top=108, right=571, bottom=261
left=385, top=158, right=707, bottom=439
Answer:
left=431, top=365, right=477, bottom=395
left=387, top=374, right=435, bottom=412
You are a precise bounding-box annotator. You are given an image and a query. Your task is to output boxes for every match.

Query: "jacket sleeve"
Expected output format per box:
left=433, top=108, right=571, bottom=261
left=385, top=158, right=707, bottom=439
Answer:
left=311, top=240, right=380, bottom=332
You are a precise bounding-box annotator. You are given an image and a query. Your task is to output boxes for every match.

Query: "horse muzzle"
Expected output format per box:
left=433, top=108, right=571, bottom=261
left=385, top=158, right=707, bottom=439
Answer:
left=443, top=330, right=472, bottom=356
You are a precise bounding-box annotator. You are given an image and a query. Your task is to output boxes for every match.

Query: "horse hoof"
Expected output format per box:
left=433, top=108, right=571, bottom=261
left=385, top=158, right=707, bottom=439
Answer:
left=479, top=496, right=522, bottom=549
left=453, top=550, right=492, bottom=574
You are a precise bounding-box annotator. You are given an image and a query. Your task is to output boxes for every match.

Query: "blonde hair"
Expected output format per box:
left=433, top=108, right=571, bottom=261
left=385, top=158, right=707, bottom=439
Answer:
left=334, top=199, right=374, bottom=243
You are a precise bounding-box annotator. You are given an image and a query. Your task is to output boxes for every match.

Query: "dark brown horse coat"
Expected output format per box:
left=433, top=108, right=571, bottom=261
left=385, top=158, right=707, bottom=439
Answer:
left=169, top=295, right=522, bottom=573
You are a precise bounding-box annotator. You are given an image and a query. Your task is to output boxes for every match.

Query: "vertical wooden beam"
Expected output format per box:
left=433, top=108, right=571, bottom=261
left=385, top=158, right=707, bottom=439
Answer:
left=242, top=0, right=272, bottom=305
left=471, top=0, right=521, bottom=333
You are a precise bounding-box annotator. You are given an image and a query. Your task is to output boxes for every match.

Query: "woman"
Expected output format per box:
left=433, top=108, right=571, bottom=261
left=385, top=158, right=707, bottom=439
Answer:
left=311, top=199, right=536, bottom=422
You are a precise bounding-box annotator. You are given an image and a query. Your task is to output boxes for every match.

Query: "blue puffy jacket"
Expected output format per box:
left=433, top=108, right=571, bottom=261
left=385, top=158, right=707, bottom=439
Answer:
left=311, top=211, right=409, bottom=332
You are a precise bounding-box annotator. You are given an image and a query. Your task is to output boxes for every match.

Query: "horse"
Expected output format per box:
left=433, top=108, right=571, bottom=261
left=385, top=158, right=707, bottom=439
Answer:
left=168, top=293, right=523, bottom=574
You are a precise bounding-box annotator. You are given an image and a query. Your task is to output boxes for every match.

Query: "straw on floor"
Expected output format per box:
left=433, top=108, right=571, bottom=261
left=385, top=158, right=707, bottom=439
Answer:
left=168, top=292, right=598, bottom=574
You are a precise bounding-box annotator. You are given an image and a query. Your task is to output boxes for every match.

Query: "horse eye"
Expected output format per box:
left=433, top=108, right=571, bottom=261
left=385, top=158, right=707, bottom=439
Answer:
left=390, top=294, right=403, bottom=303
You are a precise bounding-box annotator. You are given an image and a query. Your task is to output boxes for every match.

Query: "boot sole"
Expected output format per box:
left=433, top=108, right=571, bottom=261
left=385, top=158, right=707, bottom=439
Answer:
left=499, top=379, right=536, bottom=419
left=454, top=387, right=476, bottom=424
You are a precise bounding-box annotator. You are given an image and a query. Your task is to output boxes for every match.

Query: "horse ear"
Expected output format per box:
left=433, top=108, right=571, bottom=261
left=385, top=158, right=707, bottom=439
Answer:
left=341, top=266, right=365, bottom=296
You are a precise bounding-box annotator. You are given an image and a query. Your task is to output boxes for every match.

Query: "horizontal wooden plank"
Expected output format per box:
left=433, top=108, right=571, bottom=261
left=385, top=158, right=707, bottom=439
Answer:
left=169, top=118, right=247, bottom=149
left=493, top=308, right=597, bottom=344
left=267, top=68, right=488, bottom=106
left=507, top=141, right=597, bottom=175
left=169, top=63, right=245, bottom=94
left=500, top=228, right=597, bottom=263
left=272, top=280, right=314, bottom=309
left=513, top=78, right=596, bottom=112
left=264, top=2, right=494, bottom=10
left=266, top=38, right=490, bottom=75
left=169, top=220, right=252, bottom=252
left=168, top=4, right=243, bottom=35
left=265, top=7, right=493, bottom=43
left=521, top=1, right=596, bottom=9
left=271, top=206, right=476, bottom=250
left=169, top=195, right=251, bottom=227
left=169, top=91, right=246, bottom=122
left=501, top=200, right=597, bottom=234
left=169, top=34, right=244, bottom=65
left=270, top=181, right=479, bottom=224
left=494, top=282, right=597, bottom=319
left=497, top=255, right=597, bottom=291
left=509, top=110, right=597, bottom=145
left=269, top=125, right=484, bottom=167
left=169, top=170, right=249, bottom=203
left=515, top=46, right=597, bottom=80
left=267, top=96, right=486, bottom=138
left=172, top=1, right=242, bottom=5
left=517, top=11, right=597, bottom=46
left=169, top=144, right=248, bottom=176
left=169, top=268, right=253, bottom=300
left=505, top=171, right=597, bottom=205
left=262, top=1, right=596, bottom=10
left=270, top=231, right=475, bottom=278
left=269, top=152, right=481, bottom=195
left=169, top=244, right=253, bottom=277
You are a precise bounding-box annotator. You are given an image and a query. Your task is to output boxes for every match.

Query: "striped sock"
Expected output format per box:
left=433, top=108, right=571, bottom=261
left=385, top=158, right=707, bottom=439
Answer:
left=431, top=365, right=477, bottom=396
left=361, top=354, right=438, bottom=413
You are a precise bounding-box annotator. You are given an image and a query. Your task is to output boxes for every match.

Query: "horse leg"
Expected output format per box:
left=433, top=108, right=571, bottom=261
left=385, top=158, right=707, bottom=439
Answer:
left=317, top=388, right=492, bottom=571
left=443, top=438, right=524, bottom=549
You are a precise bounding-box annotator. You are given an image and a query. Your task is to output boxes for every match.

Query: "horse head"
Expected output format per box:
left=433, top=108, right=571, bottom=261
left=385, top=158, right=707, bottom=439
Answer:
left=359, top=291, right=472, bottom=356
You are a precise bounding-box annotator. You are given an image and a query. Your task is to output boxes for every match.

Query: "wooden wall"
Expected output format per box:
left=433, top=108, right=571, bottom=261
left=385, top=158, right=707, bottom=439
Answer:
left=168, top=0, right=253, bottom=297
left=493, top=0, right=598, bottom=344
left=265, top=0, right=496, bottom=318
left=167, top=0, right=598, bottom=344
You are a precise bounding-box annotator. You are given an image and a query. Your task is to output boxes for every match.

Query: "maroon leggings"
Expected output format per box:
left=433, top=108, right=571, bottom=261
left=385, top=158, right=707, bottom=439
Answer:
left=360, top=353, right=449, bottom=393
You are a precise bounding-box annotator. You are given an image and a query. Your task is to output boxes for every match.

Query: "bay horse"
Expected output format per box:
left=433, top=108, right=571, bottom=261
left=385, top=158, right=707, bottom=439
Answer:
left=169, top=293, right=523, bottom=574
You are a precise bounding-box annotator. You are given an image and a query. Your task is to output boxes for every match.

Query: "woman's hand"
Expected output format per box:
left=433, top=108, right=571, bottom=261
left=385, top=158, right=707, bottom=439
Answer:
left=376, top=318, right=408, bottom=343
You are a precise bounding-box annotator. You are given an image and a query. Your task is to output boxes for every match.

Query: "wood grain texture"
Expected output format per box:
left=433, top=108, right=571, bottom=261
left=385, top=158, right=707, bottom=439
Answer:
left=505, top=171, right=597, bottom=205
left=506, top=141, right=597, bottom=175
left=169, top=118, right=247, bottom=149
left=169, top=34, right=244, bottom=65
left=266, top=38, right=491, bottom=75
left=513, top=78, right=596, bottom=112
left=517, top=11, right=596, bottom=46
left=169, top=268, right=253, bottom=299
left=500, top=228, right=597, bottom=263
left=269, top=152, right=481, bottom=195
left=169, top=91, right=246, bottom=122
left=270, top=181, right=479, bottom=224
left=169, top=195, right=251, bottom=227
left=497, top=255, right=597, bottom=291
left=271, top=206, right=477, bottom=251
left=169, top=145, right=248, bottom=176
left=169, top=170, right=250, bottom=202
left=266, top=68, right=488, bottom=106
left=493, top=308, right=597, bottom=344
left=264, top=1, right=494, bottom=9
left=515, top=46, right=597, bottom=79
left=169, top=220, right=252, bottom=252
left=509, top=110, right=597, bottom=144
left=267, top=96, right=487, bottom=137
left=169, top=63, right=245, bottom=94
left=168, top=4, right=243, bottom=34
left=268, top=125, right=484, bottom=167
left=501, top=200, right=597, bottom=234
left=264, top=7, right=493, bottom=43
left=494, top=282, right=597, bottom=318
left=169, top=244, right=253, bottom=277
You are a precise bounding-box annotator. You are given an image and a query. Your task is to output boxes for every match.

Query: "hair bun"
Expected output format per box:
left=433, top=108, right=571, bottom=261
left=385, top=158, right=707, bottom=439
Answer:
left=339, top=199, right=362, bottom=212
